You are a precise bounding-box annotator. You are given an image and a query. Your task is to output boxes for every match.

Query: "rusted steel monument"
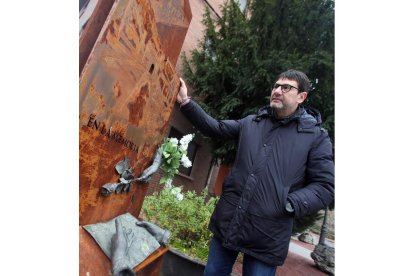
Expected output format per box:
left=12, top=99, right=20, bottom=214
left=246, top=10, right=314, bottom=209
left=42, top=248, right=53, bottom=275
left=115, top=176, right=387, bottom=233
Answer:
left=79, top=0, right=191, bottom=274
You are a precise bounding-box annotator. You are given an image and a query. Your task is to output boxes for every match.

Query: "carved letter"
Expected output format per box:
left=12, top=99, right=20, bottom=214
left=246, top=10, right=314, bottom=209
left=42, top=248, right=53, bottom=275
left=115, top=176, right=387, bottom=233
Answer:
left=93, top=119, right=100, bottom=130
left=100, top=123, right=107, bottom=135
left=106, top=127, right=112, bottom=138
left=87, top=114, right=96, bottom=128
left=124, top=140, right=130, bottom=148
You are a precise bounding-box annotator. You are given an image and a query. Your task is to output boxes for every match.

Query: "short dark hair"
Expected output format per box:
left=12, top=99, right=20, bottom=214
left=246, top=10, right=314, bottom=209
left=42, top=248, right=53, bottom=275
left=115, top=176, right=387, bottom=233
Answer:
left=276, top=69, right=311, bottom=93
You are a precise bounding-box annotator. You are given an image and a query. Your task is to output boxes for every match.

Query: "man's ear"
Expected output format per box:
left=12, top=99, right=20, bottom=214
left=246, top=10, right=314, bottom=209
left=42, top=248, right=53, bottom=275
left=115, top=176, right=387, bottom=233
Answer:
left=297, top=92, right=308, bottom=104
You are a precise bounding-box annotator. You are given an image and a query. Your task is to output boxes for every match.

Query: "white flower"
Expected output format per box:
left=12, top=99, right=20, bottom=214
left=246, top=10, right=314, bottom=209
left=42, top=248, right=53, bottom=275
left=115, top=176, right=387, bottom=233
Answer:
left=169, top=138, right=179, bottom=146
left=159, top=133, right=194, bottom=188
left=179, top=143, right=188, bottom=151
left=175, top=193, right=184, bottom=201
left=181, top=155, right=192, bottom=168
left=165, top=178, right=173, bottom=189
left=170, top=187, right=181, bottom=195
left=179, top=134, right=194, bottom=147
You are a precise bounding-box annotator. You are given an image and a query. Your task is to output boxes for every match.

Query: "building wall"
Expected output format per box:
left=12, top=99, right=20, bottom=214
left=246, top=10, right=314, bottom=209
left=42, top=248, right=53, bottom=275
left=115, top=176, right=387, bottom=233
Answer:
left=146, top=0, right=225, bottom=196
left=175, top=0, right=223, bottom=74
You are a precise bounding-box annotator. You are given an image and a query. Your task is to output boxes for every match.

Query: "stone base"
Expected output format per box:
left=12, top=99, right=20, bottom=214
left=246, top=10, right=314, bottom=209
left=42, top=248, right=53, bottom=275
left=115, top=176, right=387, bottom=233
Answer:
left=311, top=244, right=335, bottom=275
left=298, top=232, right=315, bottom=244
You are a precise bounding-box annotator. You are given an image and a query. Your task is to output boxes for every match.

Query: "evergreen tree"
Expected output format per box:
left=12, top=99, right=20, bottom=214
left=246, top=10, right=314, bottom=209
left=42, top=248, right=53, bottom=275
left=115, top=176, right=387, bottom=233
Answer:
left=183, top=1, right=259, bottom=164
left=183, top=0, right=334, bottom=163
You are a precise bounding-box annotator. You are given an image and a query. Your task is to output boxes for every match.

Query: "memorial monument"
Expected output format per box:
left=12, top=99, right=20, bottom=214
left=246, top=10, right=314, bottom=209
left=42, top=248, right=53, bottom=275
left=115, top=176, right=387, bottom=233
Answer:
left=79, top=0, right=191, bottom=274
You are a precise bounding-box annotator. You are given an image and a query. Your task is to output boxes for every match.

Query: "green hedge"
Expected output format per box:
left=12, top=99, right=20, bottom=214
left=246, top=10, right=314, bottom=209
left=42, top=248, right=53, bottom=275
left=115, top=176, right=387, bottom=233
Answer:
left=141, top=188, right=218, bottom=262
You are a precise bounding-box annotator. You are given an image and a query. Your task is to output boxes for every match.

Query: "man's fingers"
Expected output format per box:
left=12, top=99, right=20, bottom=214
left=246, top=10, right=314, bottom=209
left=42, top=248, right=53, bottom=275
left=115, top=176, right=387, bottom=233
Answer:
left=136, top=221, right=152, bottom=230
left=115, top=218, right=122, bottom=233
left=179, top=78, right=186, bottom=89
left=136, top=221, right=145, bottom=227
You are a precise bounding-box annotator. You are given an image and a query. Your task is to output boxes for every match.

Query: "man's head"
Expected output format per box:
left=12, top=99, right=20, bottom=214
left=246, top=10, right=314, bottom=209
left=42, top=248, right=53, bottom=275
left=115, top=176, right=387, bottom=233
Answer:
left=270, top=69, right=310, bottom=118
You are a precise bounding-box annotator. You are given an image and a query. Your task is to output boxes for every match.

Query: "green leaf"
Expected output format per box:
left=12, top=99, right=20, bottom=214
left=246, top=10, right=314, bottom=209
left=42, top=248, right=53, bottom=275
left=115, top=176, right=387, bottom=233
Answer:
left=160, top=176, right=169, bottom=184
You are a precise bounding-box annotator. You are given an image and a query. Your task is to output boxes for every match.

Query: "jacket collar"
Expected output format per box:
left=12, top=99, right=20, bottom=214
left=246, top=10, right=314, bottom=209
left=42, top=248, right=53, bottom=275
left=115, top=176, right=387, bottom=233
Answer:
left=297, top=107, right=322, bottom=132
left=254, top=105, right=322, bottom=132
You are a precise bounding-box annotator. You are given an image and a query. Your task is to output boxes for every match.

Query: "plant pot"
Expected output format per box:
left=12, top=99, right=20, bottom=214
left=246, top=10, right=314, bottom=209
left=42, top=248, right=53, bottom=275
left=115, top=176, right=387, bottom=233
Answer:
left=160, top=248, right=206, bottom=276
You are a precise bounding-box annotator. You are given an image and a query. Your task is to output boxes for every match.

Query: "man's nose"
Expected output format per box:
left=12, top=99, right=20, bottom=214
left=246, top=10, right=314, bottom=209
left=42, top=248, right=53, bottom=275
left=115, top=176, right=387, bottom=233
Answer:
left=272, top=87, right=282, bottom=95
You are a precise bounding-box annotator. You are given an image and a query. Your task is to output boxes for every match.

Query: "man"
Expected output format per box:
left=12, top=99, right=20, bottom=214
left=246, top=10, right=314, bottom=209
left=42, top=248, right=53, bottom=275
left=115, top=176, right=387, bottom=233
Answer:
left=177, top=69, right=334, bottom=276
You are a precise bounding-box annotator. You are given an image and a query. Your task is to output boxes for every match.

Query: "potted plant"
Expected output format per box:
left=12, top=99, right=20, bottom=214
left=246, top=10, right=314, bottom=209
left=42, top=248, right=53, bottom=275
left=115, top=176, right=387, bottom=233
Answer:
left=141, top=187, right=217, bottom=276
left=138, top=133, right=218, bottom=275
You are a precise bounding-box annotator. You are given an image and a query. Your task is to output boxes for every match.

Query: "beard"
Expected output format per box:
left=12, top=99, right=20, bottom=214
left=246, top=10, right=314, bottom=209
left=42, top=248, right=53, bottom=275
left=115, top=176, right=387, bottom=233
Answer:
left=270, top=101, right=285, bottom=111
left=270, top=100, right=295, bottom=118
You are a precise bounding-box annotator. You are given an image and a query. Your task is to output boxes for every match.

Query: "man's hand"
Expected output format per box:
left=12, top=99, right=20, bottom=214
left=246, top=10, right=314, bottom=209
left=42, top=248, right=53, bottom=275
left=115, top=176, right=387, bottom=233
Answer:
left=137, top=147, right=163, bottom=182
left=177, top=78, right=188, bottom=104
left=111, top=219, right=135, bottom=276
left=136, top=221, right=171, bottom=246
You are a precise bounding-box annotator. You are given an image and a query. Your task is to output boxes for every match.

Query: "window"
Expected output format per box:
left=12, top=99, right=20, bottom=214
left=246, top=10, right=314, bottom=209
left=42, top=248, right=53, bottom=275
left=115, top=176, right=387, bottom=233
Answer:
left=168, top=127, right=198, bottom=176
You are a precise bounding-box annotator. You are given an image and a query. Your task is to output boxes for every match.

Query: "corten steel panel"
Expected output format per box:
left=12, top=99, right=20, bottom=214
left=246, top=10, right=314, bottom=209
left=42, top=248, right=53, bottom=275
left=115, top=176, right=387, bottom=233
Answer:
left=151, top=0, right=192, bottom=66
left=80, top=0, right=192, bottom=74
left=79, top=0, right=179, bottom=226
left=79, top=0, right=116, bottom=75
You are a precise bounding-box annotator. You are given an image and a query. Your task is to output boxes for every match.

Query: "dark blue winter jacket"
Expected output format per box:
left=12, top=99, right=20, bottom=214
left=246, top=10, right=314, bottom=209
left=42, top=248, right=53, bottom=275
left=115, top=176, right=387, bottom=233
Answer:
left=181, top=100, right=334, bottom=266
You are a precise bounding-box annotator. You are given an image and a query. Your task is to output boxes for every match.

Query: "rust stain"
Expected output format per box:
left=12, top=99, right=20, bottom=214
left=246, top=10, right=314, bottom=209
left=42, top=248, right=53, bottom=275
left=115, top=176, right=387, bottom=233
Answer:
left=119, top=37, right=131, bottom=52
left=128, top=38, right=136, bottom=49
left=143, top=16, right=153, bottom=44
left=151, top=0, right=192, bottom=66
left=101, top=20, right=116, bottom=44
left=113, top=80, right=121, bottom=97
left=132, top=18, right=141, bottom=40
left=88, top=83, right=96, bottom=96
left=127, top=83, right=149, bottom=125
left=98, top=94, right=105, bottom=110
left=161, top=83, right=168, bottom=97
left=159, top=77, right=164, bottom=90
left=124, top=21, right=138, bottom=49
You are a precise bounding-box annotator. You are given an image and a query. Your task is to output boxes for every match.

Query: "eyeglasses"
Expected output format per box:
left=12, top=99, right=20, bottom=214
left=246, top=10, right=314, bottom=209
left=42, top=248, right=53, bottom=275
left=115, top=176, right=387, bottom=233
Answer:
left=272, top=83, right=299, bottom=93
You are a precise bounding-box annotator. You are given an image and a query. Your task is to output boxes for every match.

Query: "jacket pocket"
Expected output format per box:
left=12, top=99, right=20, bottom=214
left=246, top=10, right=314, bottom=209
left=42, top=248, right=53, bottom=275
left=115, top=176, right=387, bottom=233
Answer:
left=238, top=213, right=293, bottom=261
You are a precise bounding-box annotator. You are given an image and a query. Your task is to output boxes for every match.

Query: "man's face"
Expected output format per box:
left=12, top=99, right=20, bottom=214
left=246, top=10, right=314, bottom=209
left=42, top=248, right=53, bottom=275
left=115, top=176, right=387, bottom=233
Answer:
left=270, top=78, right=307, bottom=117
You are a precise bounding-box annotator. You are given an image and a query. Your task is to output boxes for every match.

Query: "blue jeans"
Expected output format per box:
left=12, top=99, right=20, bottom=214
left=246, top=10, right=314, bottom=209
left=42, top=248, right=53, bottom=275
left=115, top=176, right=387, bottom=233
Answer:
left=204, top=237, right=277, bottom=276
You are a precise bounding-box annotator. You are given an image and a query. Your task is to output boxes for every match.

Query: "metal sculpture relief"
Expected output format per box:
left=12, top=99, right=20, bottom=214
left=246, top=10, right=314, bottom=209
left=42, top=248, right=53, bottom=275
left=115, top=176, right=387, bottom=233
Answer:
left=101, top=147, right=163, bottom=196
left=83, top=213, right=171, bottom=275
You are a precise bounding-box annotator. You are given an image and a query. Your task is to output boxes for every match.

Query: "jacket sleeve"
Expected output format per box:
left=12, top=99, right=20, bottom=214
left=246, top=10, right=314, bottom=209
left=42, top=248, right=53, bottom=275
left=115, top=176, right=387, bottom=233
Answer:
left=180, top=100, right=241, bottom=140
left=287, top=130, right=335, bottom=218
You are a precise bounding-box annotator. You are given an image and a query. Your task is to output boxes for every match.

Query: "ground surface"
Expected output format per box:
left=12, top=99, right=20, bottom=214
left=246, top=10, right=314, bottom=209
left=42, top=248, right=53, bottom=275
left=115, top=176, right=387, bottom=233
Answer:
left=231, top=235, right=334, bottom=276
